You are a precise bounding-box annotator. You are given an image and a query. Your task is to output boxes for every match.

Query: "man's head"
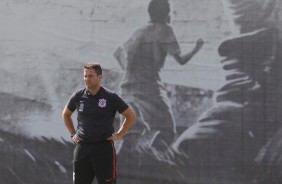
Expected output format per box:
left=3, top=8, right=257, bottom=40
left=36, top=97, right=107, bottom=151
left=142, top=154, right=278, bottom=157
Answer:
left=148, top=0, right=170, bottom=23
left=84, top=63, right=102, bottom=76
left=83, top=63, right=102, bottom=90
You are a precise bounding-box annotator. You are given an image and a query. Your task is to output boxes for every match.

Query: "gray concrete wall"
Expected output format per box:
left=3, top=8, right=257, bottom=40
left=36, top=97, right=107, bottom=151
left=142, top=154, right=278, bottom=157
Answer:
left=1, top=0, right=280, bottom=183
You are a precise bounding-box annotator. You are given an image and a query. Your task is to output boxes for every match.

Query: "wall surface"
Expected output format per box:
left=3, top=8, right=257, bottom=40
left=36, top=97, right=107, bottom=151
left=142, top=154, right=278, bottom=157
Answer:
left=1, top=0, right=281, bottom=184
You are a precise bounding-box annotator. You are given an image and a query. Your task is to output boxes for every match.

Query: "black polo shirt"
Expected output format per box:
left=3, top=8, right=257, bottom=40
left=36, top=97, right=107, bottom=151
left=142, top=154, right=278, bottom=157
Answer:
left=66, top=87, right=129, bottom=142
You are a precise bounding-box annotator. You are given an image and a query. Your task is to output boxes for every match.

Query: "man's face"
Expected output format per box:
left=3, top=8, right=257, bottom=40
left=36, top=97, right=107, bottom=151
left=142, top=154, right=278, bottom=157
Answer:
left=83, top=68, right=101, bottom=90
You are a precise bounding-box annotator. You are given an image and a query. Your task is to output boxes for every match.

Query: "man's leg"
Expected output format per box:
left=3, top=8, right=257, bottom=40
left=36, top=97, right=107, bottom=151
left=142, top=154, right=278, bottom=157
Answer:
left=73, top=144, right=95, bottom=184
left=93, top=140, right=116, bottom=184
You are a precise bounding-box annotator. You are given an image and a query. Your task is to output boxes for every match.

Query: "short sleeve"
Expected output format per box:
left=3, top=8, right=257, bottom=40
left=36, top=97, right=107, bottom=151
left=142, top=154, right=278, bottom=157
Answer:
left=112, top=93, right=129, bottom=113
left=66, top=92, right=77, bottom=112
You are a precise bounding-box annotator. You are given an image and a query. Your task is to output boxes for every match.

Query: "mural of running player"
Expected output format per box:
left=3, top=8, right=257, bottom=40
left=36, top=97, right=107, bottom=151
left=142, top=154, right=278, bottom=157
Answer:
left=114, top=0, right=204, bottom=154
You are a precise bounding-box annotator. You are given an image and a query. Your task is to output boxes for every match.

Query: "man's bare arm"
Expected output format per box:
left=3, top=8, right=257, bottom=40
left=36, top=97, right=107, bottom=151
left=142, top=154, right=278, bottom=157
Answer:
left=107, top=107, right=136, bottom=141
left=62, top=107, right=76, bottom=136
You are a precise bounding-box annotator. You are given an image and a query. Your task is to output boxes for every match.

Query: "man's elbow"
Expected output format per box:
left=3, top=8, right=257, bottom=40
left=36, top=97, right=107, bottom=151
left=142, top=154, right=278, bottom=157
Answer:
left=62, top=108, right=72, bottom=120
left=62, top=110, right=67, bottom=119
left=62, top=112, right=66, bottom=120
left=125, top=107, right=136, bottom=123
left=131, top=111, right=136, bottom=124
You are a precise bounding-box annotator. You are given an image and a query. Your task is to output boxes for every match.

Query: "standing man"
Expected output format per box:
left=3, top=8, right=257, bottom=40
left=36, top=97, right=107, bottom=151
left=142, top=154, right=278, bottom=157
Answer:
left=62, top=63, right=136, bottom=184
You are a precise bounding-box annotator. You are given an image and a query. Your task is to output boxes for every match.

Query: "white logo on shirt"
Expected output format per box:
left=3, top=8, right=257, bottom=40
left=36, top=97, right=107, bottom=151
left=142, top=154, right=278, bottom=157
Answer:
left=98, top=99, right=107, bottom=108
left=79, top=101, right=84, bottom=112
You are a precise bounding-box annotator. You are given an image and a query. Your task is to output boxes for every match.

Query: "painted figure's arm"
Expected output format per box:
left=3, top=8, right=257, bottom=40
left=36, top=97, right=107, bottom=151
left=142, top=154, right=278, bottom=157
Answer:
left=173, top=38, right=204, bottom=65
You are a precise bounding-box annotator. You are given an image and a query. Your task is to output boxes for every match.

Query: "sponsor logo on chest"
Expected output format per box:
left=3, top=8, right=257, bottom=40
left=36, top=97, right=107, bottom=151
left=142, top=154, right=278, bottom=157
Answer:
left=78, top=101, right=84, bottom=112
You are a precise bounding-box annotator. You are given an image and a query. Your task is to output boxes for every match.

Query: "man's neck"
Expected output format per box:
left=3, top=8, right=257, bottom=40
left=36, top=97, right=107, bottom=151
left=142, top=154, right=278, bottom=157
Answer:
left=87, top=86, right=101, bottom=95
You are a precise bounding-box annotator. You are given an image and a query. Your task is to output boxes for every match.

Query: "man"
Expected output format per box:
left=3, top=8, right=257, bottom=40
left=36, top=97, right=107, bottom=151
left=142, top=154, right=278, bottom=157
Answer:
left=62, top=63, right=136, bottom=184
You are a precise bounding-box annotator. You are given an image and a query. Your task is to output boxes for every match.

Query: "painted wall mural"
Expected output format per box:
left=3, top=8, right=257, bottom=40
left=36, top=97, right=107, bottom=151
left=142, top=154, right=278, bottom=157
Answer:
left=0, top=0, right=281, bottom=183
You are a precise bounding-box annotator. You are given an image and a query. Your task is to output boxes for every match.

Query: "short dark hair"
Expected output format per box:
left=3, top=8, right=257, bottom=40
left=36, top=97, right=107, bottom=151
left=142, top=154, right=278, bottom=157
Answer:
left=148, top=0, right=170, bottom=23
left=84, top=63, right=102, bottom=75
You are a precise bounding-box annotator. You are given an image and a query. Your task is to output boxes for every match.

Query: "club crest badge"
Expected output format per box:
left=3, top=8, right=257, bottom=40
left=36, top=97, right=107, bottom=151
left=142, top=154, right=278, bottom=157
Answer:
left=98, top=98, right=107, bottom=108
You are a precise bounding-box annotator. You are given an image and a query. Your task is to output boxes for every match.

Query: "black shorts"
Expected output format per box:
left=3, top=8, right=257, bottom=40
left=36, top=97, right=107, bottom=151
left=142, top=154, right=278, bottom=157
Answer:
left=73, top=140, right=116, bottom=184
